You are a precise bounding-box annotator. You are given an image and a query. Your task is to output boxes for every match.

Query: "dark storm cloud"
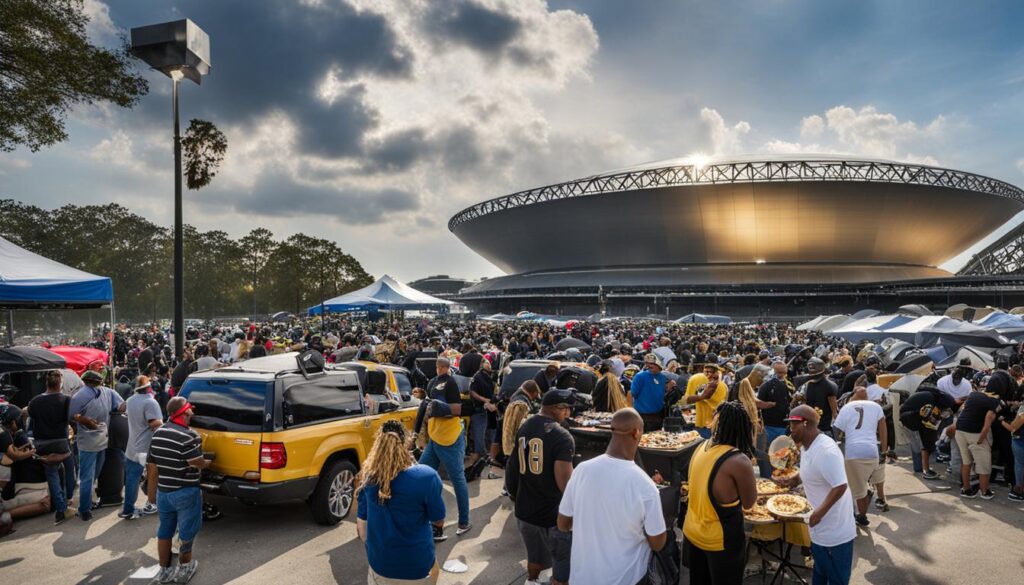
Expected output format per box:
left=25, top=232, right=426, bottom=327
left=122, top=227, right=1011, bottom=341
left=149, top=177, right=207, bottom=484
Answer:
left=296, top=84, right=380, bottom=158
left=423, top=0, right=523, bottom=56
left=205, top=173, right=419, bottom=225
left=439, top=126, right=484, bottom=173
left=362, top=128, right=430, bottom=173
left=107, top=0, right=412, bottom=153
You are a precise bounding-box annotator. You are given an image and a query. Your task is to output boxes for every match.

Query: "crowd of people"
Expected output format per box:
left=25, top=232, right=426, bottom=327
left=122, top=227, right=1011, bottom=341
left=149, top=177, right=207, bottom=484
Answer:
left=2, top=314, right=1023, bottom=584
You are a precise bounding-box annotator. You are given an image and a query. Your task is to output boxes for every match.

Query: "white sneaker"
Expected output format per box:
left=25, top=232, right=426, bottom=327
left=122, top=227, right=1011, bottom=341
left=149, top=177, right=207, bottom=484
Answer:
left=138, top=502, right=158, bottom=516
left=174, top=560, right=198, bottom=584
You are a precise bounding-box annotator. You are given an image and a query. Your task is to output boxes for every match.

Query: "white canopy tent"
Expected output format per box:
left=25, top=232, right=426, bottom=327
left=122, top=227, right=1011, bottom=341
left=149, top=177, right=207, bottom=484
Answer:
left=307, top=275, right=454, bottom=315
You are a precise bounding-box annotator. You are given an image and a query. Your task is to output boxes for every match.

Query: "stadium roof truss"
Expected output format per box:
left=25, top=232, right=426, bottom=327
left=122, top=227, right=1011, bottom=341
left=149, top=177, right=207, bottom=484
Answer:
left=448, top=159, right=1024, bottom=230
left=958, top=220, right=1024, bottom=276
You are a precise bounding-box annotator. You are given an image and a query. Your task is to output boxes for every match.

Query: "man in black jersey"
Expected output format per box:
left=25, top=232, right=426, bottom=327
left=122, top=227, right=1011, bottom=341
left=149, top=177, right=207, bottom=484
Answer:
left=506, top=389, right=576, bottom=585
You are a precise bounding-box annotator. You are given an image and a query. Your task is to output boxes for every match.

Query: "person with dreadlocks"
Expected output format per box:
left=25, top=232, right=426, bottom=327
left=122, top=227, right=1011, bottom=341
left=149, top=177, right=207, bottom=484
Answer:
left=357, top=420, right=446, bottom=584
left=682, top=401, right=758, bottom=584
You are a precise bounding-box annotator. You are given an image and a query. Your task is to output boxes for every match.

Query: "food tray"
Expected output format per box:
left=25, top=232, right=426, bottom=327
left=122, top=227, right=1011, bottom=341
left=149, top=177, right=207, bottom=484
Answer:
left=766, top=494, right=812, bottom=522
left=756, top=478, right=790, bottom=496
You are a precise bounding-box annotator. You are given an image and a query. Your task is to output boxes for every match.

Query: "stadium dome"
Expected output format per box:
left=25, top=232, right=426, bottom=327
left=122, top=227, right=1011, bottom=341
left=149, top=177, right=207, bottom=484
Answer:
left=449, top=154, right=1024, bottom=298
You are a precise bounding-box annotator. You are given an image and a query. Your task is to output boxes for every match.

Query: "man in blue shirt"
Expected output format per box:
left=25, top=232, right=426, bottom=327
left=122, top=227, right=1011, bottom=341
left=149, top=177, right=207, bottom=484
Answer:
left=69, top=369, right=124, bottom=521
left=630, top=354, right=676, bottom=432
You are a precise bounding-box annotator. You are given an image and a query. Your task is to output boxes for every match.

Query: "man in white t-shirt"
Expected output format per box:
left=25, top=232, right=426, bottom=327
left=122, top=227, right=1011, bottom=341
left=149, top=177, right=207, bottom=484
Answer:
left=864, top=382, right=886, bottom=404
left=937, top=360, right=974, bottom=404
left=833, top=386, right=889, bottom=525
left=778, top=405, right=856, bottom=585
left=557, top=409, right=666, bottom=585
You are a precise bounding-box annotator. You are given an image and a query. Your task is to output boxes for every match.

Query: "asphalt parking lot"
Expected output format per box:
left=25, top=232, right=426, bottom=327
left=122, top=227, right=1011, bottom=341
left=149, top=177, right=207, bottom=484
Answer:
left=1, top=460, right=1023, bottom=585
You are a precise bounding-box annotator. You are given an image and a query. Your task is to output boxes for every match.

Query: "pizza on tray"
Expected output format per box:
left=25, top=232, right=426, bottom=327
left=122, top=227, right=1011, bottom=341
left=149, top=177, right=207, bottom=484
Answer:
left=756, top=478, right=789, bottom=495
left=766, top=494, right=810, bottom=517
left=639, top=430, right=702, bottom=449
left=744, top=503, right=775, bottom=523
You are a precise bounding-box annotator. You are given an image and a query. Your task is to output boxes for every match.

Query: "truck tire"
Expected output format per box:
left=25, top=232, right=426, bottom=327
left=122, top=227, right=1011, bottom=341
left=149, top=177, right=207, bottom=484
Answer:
left=310, top=460, right=357, bottom=525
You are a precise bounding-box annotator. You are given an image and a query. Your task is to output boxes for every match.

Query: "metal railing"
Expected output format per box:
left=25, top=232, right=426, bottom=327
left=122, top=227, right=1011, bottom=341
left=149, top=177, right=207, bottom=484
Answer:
left=448, top=159, right=1024, bottom=231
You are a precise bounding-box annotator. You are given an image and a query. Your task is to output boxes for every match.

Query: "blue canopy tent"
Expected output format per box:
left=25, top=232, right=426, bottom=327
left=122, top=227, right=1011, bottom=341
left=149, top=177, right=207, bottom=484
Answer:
left=1, top=235, right=114, bottom=344
left=307, top=275, right=454, bottom=315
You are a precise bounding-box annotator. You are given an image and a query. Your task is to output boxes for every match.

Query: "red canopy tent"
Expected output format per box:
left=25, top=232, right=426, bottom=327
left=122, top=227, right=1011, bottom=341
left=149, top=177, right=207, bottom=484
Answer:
left=47, top=346, right=108, bottom=375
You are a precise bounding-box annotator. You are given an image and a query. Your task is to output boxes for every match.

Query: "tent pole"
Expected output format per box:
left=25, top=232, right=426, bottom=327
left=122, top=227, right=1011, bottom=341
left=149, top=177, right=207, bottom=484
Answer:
left=109, top=302, right=116, bottom=372
left=5, top=310, right=13, bottom=346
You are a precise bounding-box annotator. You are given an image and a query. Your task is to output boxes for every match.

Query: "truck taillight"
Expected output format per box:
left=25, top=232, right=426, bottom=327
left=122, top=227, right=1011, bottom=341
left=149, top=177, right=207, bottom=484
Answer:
left=259, top=442, right=287, bottom=469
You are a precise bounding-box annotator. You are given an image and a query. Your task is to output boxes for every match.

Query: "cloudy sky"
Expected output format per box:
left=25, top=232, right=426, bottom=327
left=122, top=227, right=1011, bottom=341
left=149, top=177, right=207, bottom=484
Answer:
left=3, top=0, right=1024, bottom=281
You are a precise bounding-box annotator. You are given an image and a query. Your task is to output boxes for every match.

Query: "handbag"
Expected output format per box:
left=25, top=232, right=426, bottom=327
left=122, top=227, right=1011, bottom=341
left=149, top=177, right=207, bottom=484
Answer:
left=645, top=532, right=681, bottom=585
left=34, top=437, right=71, bottom=456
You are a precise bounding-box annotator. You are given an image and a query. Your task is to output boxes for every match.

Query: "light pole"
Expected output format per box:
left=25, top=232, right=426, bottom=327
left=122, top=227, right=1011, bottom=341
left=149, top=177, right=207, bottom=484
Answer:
left=130, top=19, right=210, bottom=359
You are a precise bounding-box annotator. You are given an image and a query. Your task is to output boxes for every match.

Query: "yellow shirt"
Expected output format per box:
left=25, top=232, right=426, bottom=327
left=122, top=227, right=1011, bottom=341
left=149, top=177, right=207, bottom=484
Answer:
left=684, top=374, right=728, bottom=429
left=428, top=416, right=463, bottom=447
left=682, top=442, right=740, bottom=551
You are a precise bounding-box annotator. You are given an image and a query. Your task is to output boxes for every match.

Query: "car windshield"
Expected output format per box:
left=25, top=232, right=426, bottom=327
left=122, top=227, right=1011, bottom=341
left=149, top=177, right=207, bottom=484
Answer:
left=179, top=378, right=270, bottom=432
left=499, top=364, right=543, bottom=397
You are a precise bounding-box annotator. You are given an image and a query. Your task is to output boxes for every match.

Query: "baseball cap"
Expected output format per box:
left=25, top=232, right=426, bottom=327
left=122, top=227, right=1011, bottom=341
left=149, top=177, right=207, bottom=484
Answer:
left=783, top=412, right=810, bottom=423
left=81, top=369, right=103, bottom=383
left=806, top=357, right=826, bottom=375
left=542, top=389, right=576, bottom=407
left=0, top=404, right=22, bottom=425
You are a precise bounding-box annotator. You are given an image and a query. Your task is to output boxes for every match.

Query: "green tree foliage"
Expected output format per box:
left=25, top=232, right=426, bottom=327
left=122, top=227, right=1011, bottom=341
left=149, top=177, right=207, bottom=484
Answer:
left=182, top=119, right=228, bottom=190
left=263, top=234, right=374, bottom=315
left=239, top=228, right=277, bottom=315
left=0, top=0, right=149, bottom=152
left=0, top=199, right=374, bottom=320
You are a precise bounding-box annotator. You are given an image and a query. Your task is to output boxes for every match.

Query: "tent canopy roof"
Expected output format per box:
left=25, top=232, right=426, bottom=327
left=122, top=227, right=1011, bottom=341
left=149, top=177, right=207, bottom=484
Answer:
left=674, top=313, right=732, bottom=324
left=308, top=275, right=454, bottom=314
left=0, top=235, right=113, bottom=307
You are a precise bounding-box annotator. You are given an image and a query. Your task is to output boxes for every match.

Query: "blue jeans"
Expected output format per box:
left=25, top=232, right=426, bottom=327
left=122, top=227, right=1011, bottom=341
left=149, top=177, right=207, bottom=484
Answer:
left=157, top=487, right=203, bottom=542
left=470, top=412, right=492, bottom=457
left=78, top=449, right=105, bottom=515
left=43, top=463, right=67, bottom=513
left=765, top=425, right=787, bottom=447
left=1012, top=437, right=1024, bottom=487
left=123, top=458, right=145, bottom=515
left=811, top=539, right=854, bottom=585
left=420, top=432, right=470, bottom=526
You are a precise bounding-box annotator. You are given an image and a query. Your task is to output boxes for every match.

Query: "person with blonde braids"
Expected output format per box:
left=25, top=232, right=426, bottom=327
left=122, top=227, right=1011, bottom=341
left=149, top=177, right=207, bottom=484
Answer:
left=503, top=381, right=542, bottom=457
left=357, top=420, right=446, bottom=584
left=736, top=364, right=773, bottom=443
left=737, top=364, right=775, bottom=478
left=592, top=361, right=629, bottom=413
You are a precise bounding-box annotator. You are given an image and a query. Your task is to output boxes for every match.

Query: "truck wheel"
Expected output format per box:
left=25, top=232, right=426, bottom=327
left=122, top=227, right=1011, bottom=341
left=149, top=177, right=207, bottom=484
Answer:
left=310, top=460, right=357, bottom=525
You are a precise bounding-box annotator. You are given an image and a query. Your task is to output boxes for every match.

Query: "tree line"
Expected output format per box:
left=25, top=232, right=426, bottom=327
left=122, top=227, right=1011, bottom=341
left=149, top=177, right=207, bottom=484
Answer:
left=0, top=199, right=374, bottom=320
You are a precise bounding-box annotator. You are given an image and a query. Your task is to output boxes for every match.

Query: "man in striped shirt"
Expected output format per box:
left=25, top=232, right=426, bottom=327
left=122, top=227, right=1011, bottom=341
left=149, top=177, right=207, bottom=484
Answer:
left=148, top=397, right=213, bottom=584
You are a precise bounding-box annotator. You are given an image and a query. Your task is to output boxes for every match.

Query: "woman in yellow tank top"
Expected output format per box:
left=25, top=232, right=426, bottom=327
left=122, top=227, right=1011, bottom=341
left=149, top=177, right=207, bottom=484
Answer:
left=682, top=402, right=758, bottom=584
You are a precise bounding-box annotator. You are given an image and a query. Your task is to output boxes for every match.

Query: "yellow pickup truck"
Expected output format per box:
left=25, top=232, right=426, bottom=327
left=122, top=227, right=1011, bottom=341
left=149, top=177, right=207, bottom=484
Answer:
left=178, top=353, right=417, bottom=525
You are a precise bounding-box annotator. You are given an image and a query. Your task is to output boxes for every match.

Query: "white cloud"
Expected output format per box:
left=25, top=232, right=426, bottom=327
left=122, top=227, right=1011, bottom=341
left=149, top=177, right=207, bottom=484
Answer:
left=0, top=157, right=31, bottom=175
left=1017, top=159, right=1024, bottom=175
left=90, top=130, right=134, bottom=164
left=697, top=107, right=751, bottom=155
left=83, top=0, right=118, bottom=44
left=799, top=115, right=825, bottom=139
left=759, top=105, right=947, bottom=163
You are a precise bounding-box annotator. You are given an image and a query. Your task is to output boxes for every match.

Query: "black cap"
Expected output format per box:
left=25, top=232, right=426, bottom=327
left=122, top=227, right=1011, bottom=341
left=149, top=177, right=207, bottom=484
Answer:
left=541, top=389, right=576, bottom=407
left=0, top=404, right=22, bottom=425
